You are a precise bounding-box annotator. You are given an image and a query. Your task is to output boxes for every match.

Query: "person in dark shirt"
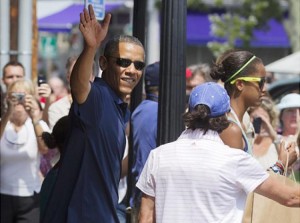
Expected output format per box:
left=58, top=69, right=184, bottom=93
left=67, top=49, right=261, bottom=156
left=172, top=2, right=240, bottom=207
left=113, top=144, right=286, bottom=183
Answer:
left=42, top=5, right=145, bottom=223
left=130, top=62, right=160, bottom=221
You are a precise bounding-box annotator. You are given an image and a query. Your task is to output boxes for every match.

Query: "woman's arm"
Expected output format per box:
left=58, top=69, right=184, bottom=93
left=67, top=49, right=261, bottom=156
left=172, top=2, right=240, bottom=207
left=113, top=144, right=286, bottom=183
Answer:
left=25, top=95, right=49, bottom=154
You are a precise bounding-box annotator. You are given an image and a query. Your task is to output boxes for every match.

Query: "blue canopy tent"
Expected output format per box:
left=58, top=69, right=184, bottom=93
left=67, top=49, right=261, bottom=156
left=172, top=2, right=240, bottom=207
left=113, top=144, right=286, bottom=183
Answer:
left=38, top=3, right=123, bottom=33
left=186, top=12, right=290, bottom=47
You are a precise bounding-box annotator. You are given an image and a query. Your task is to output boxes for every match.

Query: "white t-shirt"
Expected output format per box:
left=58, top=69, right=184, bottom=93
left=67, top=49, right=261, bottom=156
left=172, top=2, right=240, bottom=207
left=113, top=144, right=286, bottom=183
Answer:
left=48, top=95, right=71, bottom=130
left=137, top=129, right=269, bottom=223
left=0, top=118, right=50, bottom=196
left=254, top=143, right=278, bottom=170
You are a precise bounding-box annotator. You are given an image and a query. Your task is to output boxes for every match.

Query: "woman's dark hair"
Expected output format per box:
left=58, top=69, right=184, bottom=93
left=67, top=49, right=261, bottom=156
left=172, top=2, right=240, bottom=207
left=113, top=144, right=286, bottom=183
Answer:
left=183, top=105, right=230, bottom=133
left=210, top=50, right=263, bottom=95
left=42, top=116, right=70, bottom=153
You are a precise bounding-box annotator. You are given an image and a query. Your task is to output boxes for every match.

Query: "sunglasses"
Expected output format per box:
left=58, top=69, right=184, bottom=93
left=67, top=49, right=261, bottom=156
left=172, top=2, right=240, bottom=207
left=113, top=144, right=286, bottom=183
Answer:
left=230, top=76, right=266, bottom=90
left=107, top=56, right=145, bottom=71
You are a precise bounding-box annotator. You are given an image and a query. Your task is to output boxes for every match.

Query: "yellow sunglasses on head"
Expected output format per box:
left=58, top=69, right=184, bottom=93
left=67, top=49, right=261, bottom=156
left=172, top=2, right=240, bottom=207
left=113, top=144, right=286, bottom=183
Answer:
left=230, top=77, right=266, bottom=90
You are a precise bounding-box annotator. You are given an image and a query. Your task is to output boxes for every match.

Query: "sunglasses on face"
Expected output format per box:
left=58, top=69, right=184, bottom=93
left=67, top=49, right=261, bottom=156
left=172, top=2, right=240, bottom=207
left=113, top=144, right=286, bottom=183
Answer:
left=107, top=56, right=145, bottom=71
left=230, top=76, right=266, bottom=90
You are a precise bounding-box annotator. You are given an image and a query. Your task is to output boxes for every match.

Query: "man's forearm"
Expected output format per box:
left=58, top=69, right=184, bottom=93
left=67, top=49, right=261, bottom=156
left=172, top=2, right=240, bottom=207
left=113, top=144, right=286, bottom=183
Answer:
left=70, top=46, right=97, bottom=104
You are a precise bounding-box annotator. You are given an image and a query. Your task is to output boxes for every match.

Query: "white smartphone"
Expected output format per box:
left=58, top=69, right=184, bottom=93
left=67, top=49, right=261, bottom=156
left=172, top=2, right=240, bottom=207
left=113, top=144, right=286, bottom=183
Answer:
left=85, top=0, right=105, bottom=21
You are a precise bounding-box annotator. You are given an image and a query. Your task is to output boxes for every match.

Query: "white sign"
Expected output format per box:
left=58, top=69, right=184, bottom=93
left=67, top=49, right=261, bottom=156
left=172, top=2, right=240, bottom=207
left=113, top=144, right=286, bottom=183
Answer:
left=85, top=0, right=105, bottom=21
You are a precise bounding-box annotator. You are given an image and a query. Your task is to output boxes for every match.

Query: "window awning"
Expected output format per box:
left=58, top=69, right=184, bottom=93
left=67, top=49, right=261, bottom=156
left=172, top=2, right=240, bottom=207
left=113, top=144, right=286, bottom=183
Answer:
left=186, top=12, right=290, bottom=48
left=38, top=4, right=290, bottom=48
left=38, top=2, right=123, bottom=33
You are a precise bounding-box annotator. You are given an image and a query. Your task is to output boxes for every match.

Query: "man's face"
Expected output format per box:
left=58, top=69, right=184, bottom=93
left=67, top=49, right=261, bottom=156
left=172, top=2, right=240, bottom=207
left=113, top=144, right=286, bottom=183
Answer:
left=102, top=42, right=145, bottom=100
left=2, top=65, right=25, bottom=88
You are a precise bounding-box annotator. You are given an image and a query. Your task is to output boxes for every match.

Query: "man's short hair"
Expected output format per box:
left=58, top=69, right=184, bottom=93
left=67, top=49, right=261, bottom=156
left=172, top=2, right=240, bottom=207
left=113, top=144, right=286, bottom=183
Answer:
left=103, top=35, right=144, bottom=57
left=2, top=61, right=25, bottom=77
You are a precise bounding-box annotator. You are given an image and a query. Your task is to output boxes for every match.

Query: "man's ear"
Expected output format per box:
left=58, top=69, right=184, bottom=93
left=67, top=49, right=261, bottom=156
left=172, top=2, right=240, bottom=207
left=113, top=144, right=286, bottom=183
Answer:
left=99, top=56, right=107, bottom=71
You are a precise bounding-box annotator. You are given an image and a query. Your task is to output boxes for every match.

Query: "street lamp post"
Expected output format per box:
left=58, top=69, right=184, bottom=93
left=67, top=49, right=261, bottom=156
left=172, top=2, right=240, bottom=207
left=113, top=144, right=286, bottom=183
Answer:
left=157, top=0, right=187, bottom=146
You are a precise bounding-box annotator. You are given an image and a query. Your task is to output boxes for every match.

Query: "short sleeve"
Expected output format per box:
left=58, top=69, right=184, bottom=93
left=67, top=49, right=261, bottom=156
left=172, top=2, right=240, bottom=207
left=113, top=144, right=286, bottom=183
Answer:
left=236, top=153, right=269, bottom=194
left=136, top=150, right=157, bottom=197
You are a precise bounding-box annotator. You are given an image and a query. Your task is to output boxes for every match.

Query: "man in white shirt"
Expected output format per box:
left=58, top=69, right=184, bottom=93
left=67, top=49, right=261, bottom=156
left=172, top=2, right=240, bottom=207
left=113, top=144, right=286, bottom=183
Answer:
left=137, top=82, right=300, bottom=223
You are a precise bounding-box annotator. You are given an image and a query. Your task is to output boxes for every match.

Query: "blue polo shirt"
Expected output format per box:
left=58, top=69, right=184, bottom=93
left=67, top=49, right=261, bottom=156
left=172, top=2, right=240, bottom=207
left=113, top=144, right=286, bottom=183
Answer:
left=130, top=98, right=158, bottom=207
left=42, top=77, right=129, bottom=223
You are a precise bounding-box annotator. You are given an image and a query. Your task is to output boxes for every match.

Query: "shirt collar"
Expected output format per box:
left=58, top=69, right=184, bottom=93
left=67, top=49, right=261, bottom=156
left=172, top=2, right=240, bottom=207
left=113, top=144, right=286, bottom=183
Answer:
left=178, top=129, right=224, bottom=144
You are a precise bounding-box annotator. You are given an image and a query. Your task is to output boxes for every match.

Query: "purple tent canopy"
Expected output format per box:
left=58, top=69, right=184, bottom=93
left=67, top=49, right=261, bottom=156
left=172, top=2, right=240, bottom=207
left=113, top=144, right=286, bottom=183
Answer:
left=38, top=3, right=123, bottom=33
left=186, top=12, right=290, bottom=47
left=39, top=5, right=290, bottom=48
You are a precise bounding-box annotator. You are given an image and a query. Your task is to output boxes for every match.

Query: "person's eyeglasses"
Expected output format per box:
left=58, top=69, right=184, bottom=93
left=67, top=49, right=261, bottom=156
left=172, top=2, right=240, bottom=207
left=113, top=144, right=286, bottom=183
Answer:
left=230, top=77, right=266, bottom=90
left=107, top=56, right=145, bottom=71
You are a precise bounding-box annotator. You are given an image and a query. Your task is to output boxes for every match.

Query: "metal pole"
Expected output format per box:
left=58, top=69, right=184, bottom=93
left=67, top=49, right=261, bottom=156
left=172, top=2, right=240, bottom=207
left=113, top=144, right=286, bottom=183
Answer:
left=0, top=0, right=10, bottom=79
left=157, top=0, right=186, bottom=146
left=126, top=0, right=147, bottom=221
left=18, top=0, right=33, bottom=80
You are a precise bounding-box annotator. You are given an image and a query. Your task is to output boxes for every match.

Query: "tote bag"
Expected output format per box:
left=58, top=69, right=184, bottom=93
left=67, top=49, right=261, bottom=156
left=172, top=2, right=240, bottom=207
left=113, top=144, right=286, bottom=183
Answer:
left=243, top=171, right=300, bottom=223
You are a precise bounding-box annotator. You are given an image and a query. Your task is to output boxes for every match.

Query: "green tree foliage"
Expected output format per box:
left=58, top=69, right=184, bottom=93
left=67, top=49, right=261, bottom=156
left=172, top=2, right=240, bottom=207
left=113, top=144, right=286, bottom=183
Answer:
left=208, top=0, right=285, bottom=57
left=155, top=0, right=286, bottom=57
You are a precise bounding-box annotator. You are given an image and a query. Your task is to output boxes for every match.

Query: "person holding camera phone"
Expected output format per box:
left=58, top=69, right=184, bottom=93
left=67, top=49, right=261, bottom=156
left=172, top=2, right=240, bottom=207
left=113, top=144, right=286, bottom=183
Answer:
left=1, top=61, right=25, bottom=119
left=248, top=96, right=298, bottom=170
left=0, top=79, right=50, bottom=223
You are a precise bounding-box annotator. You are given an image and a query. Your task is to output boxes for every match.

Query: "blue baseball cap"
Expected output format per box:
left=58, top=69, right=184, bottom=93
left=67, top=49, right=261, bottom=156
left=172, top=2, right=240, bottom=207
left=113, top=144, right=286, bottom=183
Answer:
left=188, top=82, right=230, bottom=117
left=145, top=62, right=160, bottom=88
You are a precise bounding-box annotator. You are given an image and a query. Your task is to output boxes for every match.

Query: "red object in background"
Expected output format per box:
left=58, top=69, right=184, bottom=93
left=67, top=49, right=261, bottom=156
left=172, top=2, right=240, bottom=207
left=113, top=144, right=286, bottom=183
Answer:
left=186, top=68, right=192, bottom=79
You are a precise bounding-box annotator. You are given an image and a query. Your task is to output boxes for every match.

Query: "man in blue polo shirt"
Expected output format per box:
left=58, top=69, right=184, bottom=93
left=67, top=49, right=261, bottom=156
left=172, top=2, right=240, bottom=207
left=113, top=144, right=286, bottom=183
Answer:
left=42, top=5, right=145, bottom=223
left=130, top=62, right=160, bottom=221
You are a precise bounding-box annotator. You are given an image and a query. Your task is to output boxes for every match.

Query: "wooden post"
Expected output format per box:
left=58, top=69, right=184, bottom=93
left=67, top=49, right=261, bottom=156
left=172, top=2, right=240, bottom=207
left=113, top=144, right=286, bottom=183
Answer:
left=31, top=0, right=38, bottom=82
left=10, top=0, right=18, bottom=61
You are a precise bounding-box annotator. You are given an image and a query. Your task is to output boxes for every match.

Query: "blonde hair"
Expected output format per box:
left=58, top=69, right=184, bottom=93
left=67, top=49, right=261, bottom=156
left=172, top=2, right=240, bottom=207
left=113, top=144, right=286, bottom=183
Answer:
left=249, top=96, right=279, bottom=129
left=7, top=79, right=35, bottom=96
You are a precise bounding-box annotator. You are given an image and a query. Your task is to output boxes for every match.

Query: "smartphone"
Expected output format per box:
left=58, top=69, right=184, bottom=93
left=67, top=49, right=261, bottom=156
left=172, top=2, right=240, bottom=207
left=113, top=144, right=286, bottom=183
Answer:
left=11, top=92, right=25, bottom=103
left=37, top=75, right=47, bottom=86
left=253, top=117, right=262, bottom=134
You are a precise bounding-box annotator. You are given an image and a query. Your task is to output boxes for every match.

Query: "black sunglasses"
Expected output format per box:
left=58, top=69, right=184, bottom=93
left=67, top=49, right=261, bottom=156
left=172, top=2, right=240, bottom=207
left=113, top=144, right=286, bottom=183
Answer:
left=107, top=56, right=145, bottom=71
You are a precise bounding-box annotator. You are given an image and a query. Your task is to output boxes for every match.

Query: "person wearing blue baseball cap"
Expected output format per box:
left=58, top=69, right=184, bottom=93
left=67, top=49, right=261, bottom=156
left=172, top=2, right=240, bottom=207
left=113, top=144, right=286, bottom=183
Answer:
left=136, top=82, right=300, bottom=223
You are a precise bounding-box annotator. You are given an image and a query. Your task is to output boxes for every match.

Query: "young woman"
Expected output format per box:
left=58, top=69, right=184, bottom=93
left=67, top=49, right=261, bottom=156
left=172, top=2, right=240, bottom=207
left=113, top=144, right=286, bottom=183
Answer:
left=210, top=50, right=297, bottom=174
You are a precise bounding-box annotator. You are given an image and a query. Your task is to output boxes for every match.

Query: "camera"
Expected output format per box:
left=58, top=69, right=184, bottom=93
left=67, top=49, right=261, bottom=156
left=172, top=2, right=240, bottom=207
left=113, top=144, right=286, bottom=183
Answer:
left=11, top=92, right=25, bottom=103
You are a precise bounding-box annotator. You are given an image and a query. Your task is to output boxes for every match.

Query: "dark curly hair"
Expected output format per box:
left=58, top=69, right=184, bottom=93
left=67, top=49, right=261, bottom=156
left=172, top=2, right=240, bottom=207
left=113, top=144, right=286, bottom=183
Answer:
left=42, top=116, right=70, bottom=153
left=183, top=105, right=230, bottom=134
left=210, top=49, right=263, bottom=95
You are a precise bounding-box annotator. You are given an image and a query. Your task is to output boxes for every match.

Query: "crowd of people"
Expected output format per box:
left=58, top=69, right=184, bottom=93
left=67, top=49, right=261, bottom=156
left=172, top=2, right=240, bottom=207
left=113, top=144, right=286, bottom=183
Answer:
left=1, top=4, right=299, bottom=223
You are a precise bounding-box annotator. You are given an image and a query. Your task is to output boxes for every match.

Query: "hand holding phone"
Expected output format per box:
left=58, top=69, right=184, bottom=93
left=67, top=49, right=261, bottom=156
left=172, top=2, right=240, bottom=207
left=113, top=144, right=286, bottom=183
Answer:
left=37, top=75, right=47, bottom=87
left=253, top=117, right=262, bottom=134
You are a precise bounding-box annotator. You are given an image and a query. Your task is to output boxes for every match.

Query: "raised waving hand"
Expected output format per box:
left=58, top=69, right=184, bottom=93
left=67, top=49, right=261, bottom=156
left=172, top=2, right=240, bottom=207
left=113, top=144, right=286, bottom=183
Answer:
left=79, top=4, right=111, bottom=49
